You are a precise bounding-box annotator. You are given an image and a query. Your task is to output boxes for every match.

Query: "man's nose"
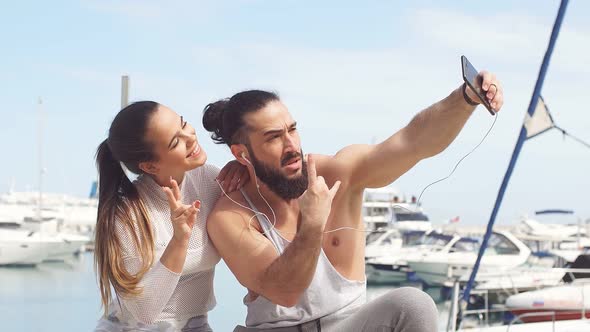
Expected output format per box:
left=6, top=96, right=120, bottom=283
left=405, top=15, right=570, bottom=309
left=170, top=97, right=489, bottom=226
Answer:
left=283, top=132, right=298, bottom=150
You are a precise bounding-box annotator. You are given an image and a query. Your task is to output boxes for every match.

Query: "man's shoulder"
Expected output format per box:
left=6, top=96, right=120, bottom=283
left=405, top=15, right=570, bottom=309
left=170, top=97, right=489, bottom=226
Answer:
left=210, top=191, right=240, bottom=214
left=207, top=190, right=248, bottom=232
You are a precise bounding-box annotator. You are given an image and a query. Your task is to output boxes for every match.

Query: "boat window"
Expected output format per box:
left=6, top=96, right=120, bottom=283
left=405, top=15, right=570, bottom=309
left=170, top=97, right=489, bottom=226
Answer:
left=488, top=233, right=520, bottom=255
left=393, top=212, right=430, bottom=221
left=404, top=231, right=426, bottom=246
left=451, top=238, right=480, bottom=252
left=364, top=207, right=391, bottom=217
left=370, top=207, right=388, bottom=214
left=0, top=222, right=21, bottom=229
left=422, top=233, right=453, bottom=247
left=366, top=231, right=385, bottom=245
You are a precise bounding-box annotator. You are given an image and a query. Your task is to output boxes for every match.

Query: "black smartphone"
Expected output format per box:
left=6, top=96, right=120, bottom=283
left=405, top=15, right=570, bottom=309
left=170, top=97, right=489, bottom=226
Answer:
left=461, top=55, right=495, bottom=116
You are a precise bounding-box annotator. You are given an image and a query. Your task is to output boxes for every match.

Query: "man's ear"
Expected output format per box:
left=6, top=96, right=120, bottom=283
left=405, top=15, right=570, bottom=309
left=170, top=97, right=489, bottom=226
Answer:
left=230, top=144, right=249, bottom=166
left=138, top=161, right=159, bottom=175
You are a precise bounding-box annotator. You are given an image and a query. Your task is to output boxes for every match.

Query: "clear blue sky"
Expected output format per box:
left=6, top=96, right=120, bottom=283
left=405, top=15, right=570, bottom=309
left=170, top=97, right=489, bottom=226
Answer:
left=1, top=0, right=589, bottom=225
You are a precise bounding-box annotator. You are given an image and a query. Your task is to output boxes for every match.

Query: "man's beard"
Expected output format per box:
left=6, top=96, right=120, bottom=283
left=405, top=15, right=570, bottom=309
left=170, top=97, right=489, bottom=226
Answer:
left=247, top=147, right=308, bottom=200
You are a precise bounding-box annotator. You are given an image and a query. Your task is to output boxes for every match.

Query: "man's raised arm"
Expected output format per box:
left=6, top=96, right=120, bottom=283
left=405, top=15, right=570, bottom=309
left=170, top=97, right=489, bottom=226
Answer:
left=321, top=72, right=503, bottom=191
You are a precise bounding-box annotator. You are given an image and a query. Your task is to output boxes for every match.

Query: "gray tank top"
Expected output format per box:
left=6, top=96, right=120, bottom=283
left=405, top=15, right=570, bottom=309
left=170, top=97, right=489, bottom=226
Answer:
left=240, top=189, right=366, bottom=329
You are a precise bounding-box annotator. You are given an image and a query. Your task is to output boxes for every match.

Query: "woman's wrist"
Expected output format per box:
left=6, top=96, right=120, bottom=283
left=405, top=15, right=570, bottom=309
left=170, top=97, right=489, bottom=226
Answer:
left=170, top=234, right=190, bottom=248
left=160, top=235, right=190, bottom=273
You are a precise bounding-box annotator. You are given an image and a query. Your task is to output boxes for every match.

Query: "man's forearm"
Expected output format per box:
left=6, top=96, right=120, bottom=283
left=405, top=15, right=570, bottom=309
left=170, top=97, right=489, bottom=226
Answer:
left=403, top=86, right=476, bottom=159
left=258, top=222, right=323, bottom=306
left=349, top=86, right=478, bottom=189
left=346, top=74, right=502, bottom=190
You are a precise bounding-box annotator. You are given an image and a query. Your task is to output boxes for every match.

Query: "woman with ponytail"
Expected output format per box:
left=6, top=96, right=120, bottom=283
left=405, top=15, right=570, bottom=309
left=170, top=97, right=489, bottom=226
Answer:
left=94, top=101, right=246, bottom=332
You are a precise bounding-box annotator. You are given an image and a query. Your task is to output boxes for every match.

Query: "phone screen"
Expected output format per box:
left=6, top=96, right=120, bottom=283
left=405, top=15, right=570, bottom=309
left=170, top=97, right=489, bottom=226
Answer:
left=461, top=56, right=495, bottom=115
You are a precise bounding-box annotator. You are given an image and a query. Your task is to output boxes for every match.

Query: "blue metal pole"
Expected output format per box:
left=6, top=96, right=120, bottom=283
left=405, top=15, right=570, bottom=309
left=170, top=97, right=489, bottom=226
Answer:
left=459, top=0, right=569, bottom=318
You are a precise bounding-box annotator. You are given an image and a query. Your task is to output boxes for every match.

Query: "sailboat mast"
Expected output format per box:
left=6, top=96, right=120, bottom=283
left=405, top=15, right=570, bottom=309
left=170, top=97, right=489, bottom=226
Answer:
left=121, top=75, right=129, bottom=109
left=37, top=97, right=44, bottom=221
left=458, top=1, right=570, bottom=328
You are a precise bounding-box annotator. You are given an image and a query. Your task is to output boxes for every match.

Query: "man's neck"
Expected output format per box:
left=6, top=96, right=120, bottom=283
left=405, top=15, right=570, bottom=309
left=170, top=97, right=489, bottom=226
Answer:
left=239, top=179, right=302, bottom=235
left=242, top=178, right=298, bottom=211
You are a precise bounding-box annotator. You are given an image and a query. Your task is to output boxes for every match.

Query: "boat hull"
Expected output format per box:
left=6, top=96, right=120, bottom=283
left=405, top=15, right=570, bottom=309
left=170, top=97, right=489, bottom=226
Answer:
left=365, top=263, right=409, bottom=283
left=0, top=241, right=48, bottom=265
left=509, top=309, right=590, bottom=323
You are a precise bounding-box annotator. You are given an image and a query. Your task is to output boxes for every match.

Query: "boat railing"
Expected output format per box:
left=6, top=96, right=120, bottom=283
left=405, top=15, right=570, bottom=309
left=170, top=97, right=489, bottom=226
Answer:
left=459, top=288, right=492, bottom=328
left=461, top=307, right=589, bottom=331
left=471, top=267, right=590, bottom=296
left=459, top=266, right=590, bottom=286
left=447, top=269, right=590, bottom=331
left=506, top=311, right=556, bottom=332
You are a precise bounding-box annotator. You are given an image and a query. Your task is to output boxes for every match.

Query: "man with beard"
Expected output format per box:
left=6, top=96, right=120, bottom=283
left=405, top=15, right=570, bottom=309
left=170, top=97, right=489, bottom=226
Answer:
left=203, top=75, right=504, bottom=331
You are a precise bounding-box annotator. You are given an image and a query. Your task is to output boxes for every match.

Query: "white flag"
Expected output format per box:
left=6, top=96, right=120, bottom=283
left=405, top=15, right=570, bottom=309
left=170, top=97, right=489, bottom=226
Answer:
left=524, top=96, right=555, bottom=139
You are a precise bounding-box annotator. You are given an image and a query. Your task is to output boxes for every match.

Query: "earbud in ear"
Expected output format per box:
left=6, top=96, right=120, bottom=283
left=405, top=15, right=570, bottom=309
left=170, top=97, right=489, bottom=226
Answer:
left=241, top=152, right=251, bottom=164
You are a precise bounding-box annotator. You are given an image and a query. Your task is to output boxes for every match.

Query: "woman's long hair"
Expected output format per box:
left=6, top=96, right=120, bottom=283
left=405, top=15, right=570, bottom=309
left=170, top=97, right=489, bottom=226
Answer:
left=94, top=101, right=159, bottom=315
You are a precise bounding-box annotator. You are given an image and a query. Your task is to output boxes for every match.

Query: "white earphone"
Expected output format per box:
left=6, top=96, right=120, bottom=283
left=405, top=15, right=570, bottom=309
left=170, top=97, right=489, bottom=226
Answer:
left=222, top=112, right=498, bottom=237
left=242, top=152, right=251, bottom=164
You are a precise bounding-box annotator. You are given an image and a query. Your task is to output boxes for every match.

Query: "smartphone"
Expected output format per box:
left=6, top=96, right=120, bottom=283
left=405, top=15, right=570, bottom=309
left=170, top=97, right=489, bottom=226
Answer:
left=461, top=55, right=495, bottom=116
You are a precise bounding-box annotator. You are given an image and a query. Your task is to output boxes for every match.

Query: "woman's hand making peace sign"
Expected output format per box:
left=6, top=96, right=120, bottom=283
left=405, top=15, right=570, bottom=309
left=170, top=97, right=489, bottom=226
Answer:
left=162, top=177, right=201, bottom=243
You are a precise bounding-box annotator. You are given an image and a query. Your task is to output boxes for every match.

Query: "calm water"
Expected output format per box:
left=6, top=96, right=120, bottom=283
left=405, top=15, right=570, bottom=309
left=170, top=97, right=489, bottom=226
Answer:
left=0, top=253, right=450, bottom=331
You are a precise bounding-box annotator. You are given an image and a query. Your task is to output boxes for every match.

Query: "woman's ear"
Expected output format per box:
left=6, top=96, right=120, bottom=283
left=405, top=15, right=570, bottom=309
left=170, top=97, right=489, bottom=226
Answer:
left=138, top=161, right=159, bottom=175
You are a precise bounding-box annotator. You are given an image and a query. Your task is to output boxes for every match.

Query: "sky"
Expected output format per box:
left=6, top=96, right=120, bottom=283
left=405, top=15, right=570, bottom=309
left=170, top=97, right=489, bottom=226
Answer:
left=1, top=0, right=589, bottom=226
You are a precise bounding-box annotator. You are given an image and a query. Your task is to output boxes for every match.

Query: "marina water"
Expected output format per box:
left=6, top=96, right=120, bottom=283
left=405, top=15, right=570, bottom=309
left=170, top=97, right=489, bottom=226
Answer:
left=0, top=252, right=450, bottom=331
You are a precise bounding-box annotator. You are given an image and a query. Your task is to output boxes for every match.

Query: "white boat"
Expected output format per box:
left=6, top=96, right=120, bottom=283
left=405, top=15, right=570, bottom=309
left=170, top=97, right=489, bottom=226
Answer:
left=445, top=269, right=590, bottom=332
left=0, top=100, right=95, bottom=265
left=363, top=187, right=431, bottom=232
left=462, top=319, right=590, bottom=331
left=514, top=211, right=590, bottom=255
left=464, top=251, right=579, bottom=297
left=516, top=210, right=589, bottom=240
left=446, top=269, right=590, bottom=332
left=365, top=229, right=427, bottom=260
left=55, top=233, right=90, bottom=259
left=505, top=280, right=590, bottom=323
left=470, top=269, right=564, bottom=297
left=0, top=228, right=59, bottom=265
left=0, top=190, right=98, bottom=207
left=407, top=231, right=531, bottom=287
left=366, top=231, right=466, bottom=283
left=0, top=228, right=89, bottom=265
left=0, top=200, right=92, bottom=264
left=365, top=229, right=404, bottom=261
left=0, top=191, right=97, bottom=236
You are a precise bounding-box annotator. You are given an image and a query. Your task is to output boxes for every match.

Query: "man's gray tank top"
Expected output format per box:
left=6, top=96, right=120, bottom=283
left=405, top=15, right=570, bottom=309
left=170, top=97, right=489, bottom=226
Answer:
left=240, top=189, right=366, bottom=329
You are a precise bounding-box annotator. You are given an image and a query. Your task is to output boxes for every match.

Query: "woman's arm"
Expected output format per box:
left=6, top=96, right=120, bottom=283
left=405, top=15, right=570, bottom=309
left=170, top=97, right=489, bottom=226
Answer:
left=116, top=178, right=200, bottom=325
left=115, top=221, right=183, bottom=325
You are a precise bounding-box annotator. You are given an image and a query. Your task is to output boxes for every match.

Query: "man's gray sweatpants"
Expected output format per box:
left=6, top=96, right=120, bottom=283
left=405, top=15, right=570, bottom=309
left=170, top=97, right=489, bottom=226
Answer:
left=234, top=287, right=439, bottom=332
